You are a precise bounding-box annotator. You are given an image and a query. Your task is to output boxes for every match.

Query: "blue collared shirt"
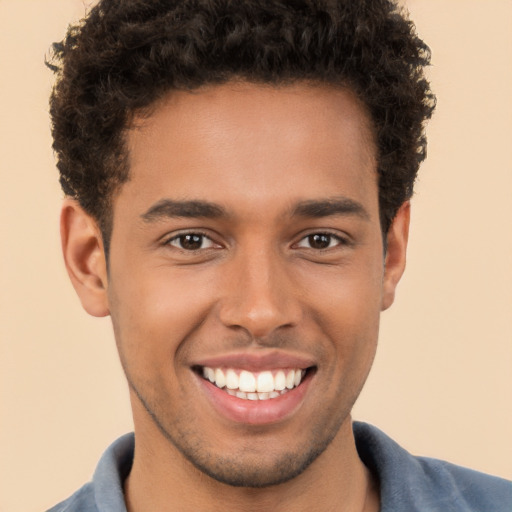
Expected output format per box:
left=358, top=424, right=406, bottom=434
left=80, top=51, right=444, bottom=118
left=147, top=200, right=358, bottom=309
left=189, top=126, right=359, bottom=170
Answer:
left=47, top=422, right=512, bottom=511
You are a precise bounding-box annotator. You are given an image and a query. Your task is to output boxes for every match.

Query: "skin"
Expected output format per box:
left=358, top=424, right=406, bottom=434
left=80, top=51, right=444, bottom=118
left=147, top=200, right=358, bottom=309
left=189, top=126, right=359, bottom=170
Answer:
left=61, top=82, right=409, bottom=512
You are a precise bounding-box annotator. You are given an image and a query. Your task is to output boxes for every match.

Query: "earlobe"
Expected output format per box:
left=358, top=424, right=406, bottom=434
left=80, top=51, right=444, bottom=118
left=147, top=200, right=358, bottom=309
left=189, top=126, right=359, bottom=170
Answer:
left=60, top=199, right=110, bottom=317
left=381, top=201, right=410, bottom=311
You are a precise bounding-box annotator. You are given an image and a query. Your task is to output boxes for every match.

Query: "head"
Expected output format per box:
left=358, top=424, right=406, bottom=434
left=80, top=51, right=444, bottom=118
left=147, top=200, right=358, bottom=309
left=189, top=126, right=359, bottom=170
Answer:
left=49, top=0, right=434, bottom=492
left=48, top=0, right=434, bottom=257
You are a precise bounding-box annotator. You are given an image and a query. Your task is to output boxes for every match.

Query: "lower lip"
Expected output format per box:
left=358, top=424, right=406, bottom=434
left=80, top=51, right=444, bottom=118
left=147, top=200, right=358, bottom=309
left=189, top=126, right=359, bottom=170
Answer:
left=197, top=372, right=313, bottom=425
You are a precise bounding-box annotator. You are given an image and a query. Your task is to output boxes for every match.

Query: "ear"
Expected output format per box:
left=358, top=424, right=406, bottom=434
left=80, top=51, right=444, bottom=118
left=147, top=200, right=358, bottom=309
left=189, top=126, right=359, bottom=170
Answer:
left=381, top=201, right=410, bottom=311
left=60, top=199, right=110, bottom=317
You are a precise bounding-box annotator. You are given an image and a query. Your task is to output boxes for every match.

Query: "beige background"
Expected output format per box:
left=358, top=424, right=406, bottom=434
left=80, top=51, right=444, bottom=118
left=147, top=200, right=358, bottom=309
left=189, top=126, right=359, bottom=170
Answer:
left=0, top=1, right=511, bottom=511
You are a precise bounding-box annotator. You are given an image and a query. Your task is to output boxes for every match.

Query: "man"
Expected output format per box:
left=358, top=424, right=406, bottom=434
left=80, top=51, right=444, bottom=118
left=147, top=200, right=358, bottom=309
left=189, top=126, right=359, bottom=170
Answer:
left=46, top=1, right=511, bottom=511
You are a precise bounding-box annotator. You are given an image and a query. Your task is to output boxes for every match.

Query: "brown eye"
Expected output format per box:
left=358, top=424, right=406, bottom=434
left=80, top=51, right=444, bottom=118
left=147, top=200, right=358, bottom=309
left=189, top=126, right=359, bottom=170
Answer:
left=296, top=233, right=343, bottom=250
left=308, top=234, right=331, bottom=249
left=168, top=233, right=215, bottom=251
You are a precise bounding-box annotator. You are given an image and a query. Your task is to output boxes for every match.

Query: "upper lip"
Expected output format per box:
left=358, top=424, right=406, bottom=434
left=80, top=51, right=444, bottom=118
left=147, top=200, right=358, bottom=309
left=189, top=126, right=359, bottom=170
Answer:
left=192, top=350, right=316, bottom=371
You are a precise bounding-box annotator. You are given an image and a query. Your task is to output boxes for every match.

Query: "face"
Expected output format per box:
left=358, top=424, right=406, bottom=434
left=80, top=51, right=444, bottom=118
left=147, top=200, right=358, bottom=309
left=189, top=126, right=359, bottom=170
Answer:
left=86, top=83, right=406, bottom=487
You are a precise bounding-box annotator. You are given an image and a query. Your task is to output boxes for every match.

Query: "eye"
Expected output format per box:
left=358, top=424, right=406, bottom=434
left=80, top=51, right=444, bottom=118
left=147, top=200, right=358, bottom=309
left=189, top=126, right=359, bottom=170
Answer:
left=296, top=233, right=345, bottom=250
left=166, top=233, right=217, bottom=251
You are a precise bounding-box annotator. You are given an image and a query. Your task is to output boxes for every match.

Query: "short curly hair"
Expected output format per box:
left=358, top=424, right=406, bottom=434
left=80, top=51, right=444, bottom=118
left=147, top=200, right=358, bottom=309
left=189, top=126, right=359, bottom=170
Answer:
left=47, top=0, right=435, bottom=248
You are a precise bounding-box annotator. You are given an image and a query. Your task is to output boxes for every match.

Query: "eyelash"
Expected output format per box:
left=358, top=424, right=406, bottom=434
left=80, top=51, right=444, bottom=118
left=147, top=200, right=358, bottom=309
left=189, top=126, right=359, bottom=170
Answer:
left=163, top=231, right=349, bottom=252
left=295, top=232, right=348, bottom=251
left=165, top=231, right=219, bottom=251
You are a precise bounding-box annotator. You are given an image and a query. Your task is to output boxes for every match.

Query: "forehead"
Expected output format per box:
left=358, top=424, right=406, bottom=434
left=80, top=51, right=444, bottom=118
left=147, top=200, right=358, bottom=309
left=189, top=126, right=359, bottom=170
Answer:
left=121, top=82, right=378, bottom=218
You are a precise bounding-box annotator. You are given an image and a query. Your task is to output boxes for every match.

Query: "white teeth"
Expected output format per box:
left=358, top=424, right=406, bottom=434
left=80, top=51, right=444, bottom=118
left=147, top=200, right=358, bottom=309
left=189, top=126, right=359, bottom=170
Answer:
left=203, top=367, right=215, bottom=383
left=285, top=370, right=295, bottom=389
left=256, top=371, right=274, bottom=392
left=274, top=370, right=286, bottom=391
left=202, top=366, right=307, bottom=400
left=214, top=368, right=226, bottom=389
left=225, top=369, right=239, bottom=390
left=239, top=370, right=256, bottom=392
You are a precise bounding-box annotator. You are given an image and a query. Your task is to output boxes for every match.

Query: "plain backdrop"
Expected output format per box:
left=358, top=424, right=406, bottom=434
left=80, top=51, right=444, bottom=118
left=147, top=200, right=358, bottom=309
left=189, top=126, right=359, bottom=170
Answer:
left=0, top=1, right=511, bottom=511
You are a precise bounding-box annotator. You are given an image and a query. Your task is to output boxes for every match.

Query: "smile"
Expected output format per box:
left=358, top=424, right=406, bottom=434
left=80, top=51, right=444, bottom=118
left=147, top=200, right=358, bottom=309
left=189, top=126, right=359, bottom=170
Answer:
left=201, top=367, right=307, bottom=401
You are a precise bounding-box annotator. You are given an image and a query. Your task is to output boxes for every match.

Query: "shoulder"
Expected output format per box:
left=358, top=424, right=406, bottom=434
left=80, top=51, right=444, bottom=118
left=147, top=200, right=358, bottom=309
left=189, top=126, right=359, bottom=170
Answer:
left=413, top=455, right=512, bottom=511
left=45, top=483, right=96, bottom=512
left=353, top=421, right=512, bottom=512
left=45, top=433, right=134, bottom=512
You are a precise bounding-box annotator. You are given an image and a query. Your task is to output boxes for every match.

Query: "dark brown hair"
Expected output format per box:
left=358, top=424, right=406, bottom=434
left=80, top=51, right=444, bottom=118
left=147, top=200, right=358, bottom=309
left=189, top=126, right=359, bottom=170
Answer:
left=47, top=0, right=435, bottom=251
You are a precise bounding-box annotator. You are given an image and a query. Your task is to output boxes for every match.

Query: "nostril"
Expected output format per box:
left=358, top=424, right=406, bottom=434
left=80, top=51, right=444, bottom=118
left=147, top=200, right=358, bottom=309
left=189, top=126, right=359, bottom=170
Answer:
left=217, top=270, right=302, bottom=337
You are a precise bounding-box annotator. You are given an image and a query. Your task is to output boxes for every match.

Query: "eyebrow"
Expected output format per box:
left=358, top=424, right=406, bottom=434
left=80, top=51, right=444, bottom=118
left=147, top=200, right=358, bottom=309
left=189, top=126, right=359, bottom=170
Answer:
left=140, top=196, right=370, bottom=223
left=141, top=199, right=227, bottom=222
left=291, top=197, right=370, bottom=220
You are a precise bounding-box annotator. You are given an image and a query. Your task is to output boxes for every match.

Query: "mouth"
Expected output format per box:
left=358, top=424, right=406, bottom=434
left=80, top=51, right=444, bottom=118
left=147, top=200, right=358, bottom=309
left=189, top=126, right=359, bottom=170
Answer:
left=195, top=366, right=312, bottom=401
left=191, top=353, right=317, bottom=424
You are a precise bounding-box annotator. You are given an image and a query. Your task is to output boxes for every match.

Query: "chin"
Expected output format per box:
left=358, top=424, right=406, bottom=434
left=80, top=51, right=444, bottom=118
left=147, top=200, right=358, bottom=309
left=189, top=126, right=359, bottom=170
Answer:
left=176, top=442, right=332, bottom=488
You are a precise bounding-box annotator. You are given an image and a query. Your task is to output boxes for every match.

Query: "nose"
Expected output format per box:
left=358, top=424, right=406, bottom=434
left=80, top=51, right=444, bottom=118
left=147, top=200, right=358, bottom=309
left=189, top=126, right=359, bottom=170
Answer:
left=218, top=246, right=302, bottom=340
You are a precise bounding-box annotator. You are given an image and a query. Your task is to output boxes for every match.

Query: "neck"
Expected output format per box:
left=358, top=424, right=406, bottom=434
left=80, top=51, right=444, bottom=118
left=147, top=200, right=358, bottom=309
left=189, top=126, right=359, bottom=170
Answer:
left=124, top=417, right=379, bottom=512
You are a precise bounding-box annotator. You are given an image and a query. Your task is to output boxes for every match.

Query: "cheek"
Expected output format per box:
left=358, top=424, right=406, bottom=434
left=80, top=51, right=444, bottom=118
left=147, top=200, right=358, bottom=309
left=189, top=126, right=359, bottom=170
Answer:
left=300, top=252, right=384, bottom=320
left=298, top=255, right=383, bottom=362
left=107, top=265, right=217, bottom=370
